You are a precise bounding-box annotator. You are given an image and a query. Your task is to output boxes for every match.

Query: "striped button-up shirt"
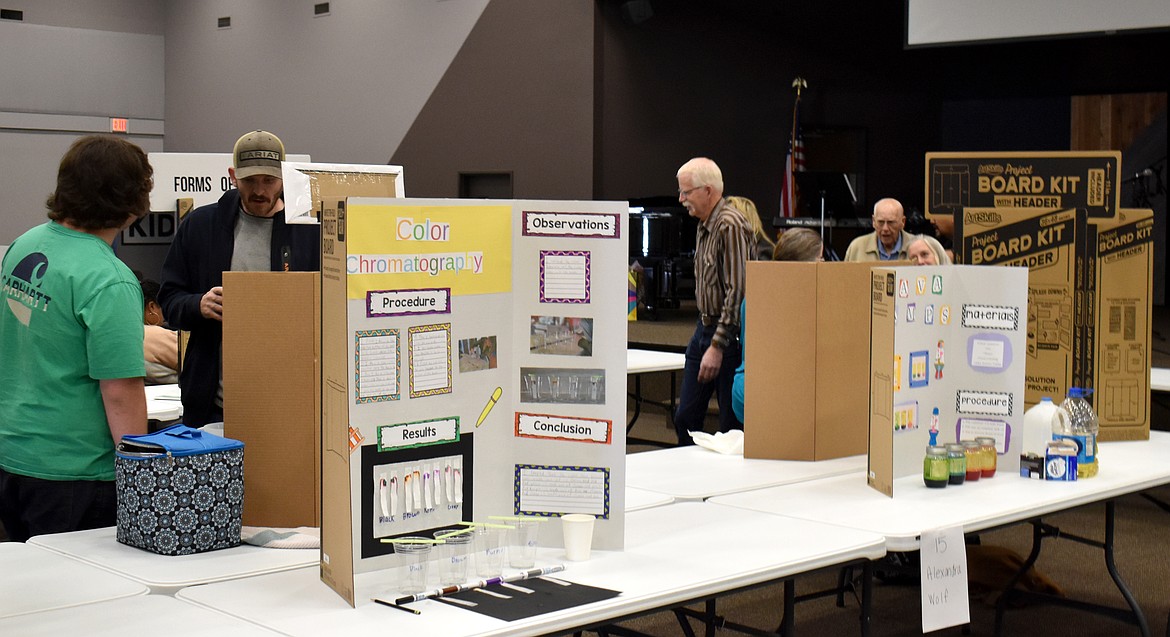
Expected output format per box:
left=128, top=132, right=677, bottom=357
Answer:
left=693, top=198, right=754, bottom=349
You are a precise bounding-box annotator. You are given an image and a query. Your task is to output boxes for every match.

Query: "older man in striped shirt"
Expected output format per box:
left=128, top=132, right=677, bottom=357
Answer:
left=673, top=157, right=754, bottom=445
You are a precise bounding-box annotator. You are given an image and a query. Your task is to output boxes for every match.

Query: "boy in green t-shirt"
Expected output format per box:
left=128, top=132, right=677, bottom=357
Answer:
left=0, top=135, right=153, bottom=542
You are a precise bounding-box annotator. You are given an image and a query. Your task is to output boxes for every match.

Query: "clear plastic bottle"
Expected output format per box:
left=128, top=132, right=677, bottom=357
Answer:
left=1051, top=387, right=1099, bottom=478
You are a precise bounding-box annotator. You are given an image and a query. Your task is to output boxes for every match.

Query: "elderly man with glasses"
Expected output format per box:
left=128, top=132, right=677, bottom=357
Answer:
left=844, top=197, right=916, bottom=261
left=672, top=157, right=753, bottom=445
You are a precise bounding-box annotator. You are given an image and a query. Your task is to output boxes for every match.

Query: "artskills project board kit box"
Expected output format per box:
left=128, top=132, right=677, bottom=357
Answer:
left=954, top=207, right=1088, bottom=408
left=954, top=206, right=1153, bottom=442
left=1084, top=209, right=1153, bottom=441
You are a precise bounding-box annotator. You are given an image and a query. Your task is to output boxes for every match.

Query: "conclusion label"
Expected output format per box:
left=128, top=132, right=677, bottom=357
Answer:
left=515, top=413, right=611, bottom=444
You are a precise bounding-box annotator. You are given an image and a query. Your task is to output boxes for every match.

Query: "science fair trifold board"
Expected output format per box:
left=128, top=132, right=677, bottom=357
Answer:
left=319, top=197, right=628, bottom=605
left=868, top=265, right=1028, bottom=497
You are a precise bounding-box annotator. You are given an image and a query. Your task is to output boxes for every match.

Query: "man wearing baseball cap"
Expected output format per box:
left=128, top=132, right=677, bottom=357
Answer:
left=158, top=130, right=320, bottom=427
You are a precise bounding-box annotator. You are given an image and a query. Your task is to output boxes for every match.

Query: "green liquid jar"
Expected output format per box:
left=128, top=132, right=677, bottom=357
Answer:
left=923, top=445, right=949, bottom=488
left=945, top=443, right=966, bottom=485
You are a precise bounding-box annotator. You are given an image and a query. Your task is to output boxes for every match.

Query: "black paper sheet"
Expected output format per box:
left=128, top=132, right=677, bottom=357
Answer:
left=435, top=576, right=621, bottom=622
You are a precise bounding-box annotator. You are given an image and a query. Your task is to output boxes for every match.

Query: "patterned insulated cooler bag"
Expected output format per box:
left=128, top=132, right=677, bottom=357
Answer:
left=115, top=424, right=245, bottom=555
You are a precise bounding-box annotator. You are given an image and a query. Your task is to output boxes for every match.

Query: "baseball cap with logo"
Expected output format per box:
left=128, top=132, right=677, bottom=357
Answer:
left=233, top=130, right=285, bottom=180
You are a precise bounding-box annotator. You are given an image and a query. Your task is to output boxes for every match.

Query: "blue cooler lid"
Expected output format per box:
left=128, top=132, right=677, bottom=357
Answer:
left=117, top=423, right=244, bottom=458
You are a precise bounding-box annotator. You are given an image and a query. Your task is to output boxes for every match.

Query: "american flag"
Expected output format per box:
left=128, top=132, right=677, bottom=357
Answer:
left=779, top=96, right=805, bottom=218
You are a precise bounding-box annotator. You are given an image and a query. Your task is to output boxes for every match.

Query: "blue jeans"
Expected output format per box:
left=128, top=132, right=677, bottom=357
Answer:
left=674, top=320, right=743, bottom=445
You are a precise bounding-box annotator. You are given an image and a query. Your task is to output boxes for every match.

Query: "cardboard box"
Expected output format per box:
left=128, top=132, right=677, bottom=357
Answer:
left=955, top=208, right=1088, bottom=407
left=282, top=162, right=404, bottom=225
left=1085, top=209, right=1153, bottom=441
left=743, top=261, right=881, bottom=461
left=924, top=151, right=1121, bottom=220
left=222, top=272, right=321, bottom=528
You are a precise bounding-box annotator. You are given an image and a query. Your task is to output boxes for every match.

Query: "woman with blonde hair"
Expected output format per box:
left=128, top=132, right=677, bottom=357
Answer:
left=726, top=196, right=775, bottom=261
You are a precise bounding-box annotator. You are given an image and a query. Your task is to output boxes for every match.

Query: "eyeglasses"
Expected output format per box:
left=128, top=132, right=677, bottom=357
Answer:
left=678, top=186, right=706, bottom=198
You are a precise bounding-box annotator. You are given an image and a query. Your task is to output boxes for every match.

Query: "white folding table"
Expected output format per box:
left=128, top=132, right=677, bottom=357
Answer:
left=711, top=433, right=1170, bottom=635
left=0, top=594, right=282, bottom=636
left=177, top=502, right=886, bottom=637
left=626, top=444, right=867, bottom=501
left=29, top=526, right=318, bottom=596
left=0, top=542, right=147, bottom=619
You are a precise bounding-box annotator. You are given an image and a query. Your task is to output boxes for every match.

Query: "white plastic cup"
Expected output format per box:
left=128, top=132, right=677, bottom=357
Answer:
left=560, top=514, right=596, bottom=561
left=433, top=529, right=473, bottom=586
left=474, top=526, right=506, bottom=578
left=507, top=518, right=541, bottom=568
left=395, top=539, right=433, bottom=594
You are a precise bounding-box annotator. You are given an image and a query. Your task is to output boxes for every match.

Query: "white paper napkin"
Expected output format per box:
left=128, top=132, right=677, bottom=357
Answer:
left=688, top=429, right=744, bottom=455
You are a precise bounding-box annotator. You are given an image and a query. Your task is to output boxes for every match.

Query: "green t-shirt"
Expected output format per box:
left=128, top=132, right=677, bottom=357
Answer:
left=0, top=222, right=145, bottom=481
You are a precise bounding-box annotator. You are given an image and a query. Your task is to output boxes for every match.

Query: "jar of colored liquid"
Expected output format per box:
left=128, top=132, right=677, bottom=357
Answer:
left=945, top=443, right=966, bottom=485
left=923, top=446, right=949, bottom=488
left=962, top=440, right=982, bottom=481
left=976, top=436, right=998, bottom=478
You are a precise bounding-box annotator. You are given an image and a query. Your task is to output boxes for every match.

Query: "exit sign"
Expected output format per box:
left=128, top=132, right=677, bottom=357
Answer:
left=110, top=117, right=129, bottom=133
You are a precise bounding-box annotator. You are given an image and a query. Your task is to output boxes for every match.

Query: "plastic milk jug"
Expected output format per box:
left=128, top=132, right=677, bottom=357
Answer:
left=1022, top=397, right=1057, bottom=458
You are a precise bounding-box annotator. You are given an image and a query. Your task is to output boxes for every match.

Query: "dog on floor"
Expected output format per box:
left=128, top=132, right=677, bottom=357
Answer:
left=967, top=544, right=1065, bottom=607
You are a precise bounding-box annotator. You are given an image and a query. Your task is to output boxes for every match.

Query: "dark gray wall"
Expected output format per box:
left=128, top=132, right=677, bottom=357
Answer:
left=0, top=2, right=165, bottom=247
left=390, top=1, right=595, bottom=199
left=162, top=1, right=488, bottom=164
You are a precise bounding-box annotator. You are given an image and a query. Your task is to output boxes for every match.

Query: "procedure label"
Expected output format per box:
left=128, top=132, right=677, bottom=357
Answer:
left=368, top=288, right=451, bottom=318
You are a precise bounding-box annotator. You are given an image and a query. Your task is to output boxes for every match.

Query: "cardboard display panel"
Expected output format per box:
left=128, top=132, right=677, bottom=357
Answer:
left=954, top=208, right=1088, bottom=407
left=282, top=162, right=405, bottom=225
left=869, top=265, right=1028, bottom=496
left=222, top=272, right=321, bottom=528
left=742, top=261, right=887, bottom=461
left=1085, top=209, right=1153, bottom=441
left=924, top=151, right=1120, bottom=220
left=320, top=198, right=628, bottom=606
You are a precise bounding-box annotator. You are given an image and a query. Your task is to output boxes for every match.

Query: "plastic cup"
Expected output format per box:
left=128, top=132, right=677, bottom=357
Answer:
left=433, top=529, right=473, bottom=586
left=560, top=513, right=596, bottom=561
left=395, top=539, right=433, bottom=594
left=508, top=518, right=541, bottom=568
left=473, top=526, right=506, bottom=578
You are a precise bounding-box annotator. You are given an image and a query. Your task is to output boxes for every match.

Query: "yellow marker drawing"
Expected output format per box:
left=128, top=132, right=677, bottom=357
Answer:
left=477, top=387, right=503, bottom=427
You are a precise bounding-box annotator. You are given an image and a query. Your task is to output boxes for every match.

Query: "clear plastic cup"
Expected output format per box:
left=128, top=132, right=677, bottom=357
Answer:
left=473, top=526, right=507, bottom=578
left=433, top=528, right=473, bottom=586
left=395, top=538, right=433, bottom=594
left=508, top=517, right=541, bottom=568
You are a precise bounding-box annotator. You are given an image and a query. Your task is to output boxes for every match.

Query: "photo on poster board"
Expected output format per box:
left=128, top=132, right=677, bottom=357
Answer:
left=530, top=315, right=593, bottom=356
left=458, top=335, right=498, bottom=372
left=520, top=367, right=606, bottom=405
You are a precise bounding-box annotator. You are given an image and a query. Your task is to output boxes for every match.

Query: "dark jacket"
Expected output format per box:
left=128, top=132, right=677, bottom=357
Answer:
left=158, top=189, right=319, bottom=427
